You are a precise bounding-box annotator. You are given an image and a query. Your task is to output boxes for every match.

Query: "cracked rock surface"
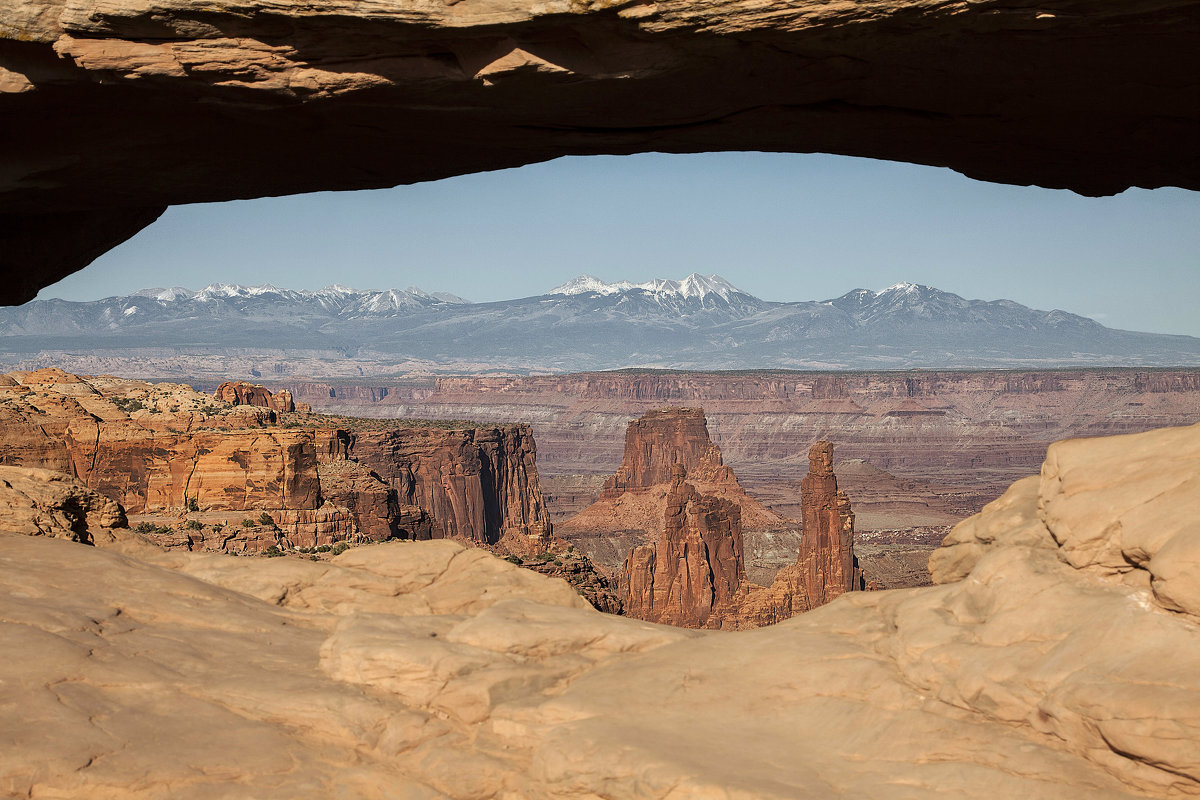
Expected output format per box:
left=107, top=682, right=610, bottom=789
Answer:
left=2, top=422, right=1200, bottom=797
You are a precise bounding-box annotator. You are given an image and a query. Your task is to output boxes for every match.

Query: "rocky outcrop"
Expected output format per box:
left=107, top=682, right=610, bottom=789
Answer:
left=733, top=442, right=864, bottom=626
left=324, top=426, right=554, bottom=555
left=2, top=421, right=1199, bottom=798
left=618, top=442, right=863, bottom=630
left=561, top=407, right=791, bottom=579
left=0, top=465, right=126, bottom=543
left=602, top=407, right=734, bottom=497
left=215, top=380, right=295, bottom=413
left=3, top=0, right=1198, bottom=303
left=795, top=441, right=863, bottom=608
left=0, top=369, right=552, bottom=557
left=619, top=465, right=744, bottom=627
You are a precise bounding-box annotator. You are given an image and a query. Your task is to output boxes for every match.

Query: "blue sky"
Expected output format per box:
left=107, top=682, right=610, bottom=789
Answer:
left=43, top=152, right=1200, bottom=336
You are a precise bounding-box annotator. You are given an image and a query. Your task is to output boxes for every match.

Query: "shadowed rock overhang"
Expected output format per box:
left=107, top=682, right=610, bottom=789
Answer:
left=3, top=0, right=1199, bottom=303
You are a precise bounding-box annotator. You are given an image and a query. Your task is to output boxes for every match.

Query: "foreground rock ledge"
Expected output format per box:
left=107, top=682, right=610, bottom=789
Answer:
left=2, top=423, right=1199, bottom=798
left=3, top=0, right=1200, bottom=303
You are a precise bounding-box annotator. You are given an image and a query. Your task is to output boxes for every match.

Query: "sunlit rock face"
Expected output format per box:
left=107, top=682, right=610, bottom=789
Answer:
left=1, top=421, right=1199, bottom=797
left=3, top=0, right=1199, bottom=302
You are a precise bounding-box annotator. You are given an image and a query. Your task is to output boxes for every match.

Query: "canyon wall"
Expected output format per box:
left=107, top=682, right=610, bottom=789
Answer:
left=285, top=369, right=1200, bottom=491
left=322, top=426, right=553, bottom=554
left=0, top=369, right=550, bottom=554
left=619, top=465, right=745, bottom=628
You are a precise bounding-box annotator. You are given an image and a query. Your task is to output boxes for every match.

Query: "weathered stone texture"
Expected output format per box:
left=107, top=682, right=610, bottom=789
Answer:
left=619, top=464, right=745, bottom=627
left=2, top=421, right=1199, bottom=798
left=3, top=0, right=1198, bottom=302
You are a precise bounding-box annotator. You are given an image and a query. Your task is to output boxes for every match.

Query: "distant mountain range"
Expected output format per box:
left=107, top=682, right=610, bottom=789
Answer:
left=2, top=275, right=1198, bottom=374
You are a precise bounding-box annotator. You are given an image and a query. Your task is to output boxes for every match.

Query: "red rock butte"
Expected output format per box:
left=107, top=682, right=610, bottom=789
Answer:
left=602, top=407, right=735, bottom=497
left=214, top=380, right=296, bottom=413
left=3, top=0, right=1199, bottom=303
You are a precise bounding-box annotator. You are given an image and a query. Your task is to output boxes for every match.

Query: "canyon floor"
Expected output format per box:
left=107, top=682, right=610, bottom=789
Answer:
left=2, top=420, right=1199, bottom=798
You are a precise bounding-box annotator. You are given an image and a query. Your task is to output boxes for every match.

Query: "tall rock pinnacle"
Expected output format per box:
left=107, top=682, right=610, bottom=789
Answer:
left=796, top=441, right=863, bottom=608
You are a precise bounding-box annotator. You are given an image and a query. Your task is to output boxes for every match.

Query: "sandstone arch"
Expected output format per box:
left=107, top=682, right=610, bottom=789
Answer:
left=3, top=0, right=1198, bottom=303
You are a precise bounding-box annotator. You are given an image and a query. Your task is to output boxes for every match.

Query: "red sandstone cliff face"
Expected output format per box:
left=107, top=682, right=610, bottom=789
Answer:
left=284, top=370, right=1200, bottom=488
left=602, top=408, right=735, bottom=497
left=617, top=438, right=862, bottom=629
left=215, top=380, right=295, bottom=413
left=796, top=441, right=863, bottom=608
left=619, top=465, right=745, bottom=628
left=736, top=442, right=864, bottom=626
left=0, top=370, right=551, bottom=557
left=318, top=426, right=553, bottom=555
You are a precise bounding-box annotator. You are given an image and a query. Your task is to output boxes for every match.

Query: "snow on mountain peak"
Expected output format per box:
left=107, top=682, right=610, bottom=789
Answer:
left=878, top=281, right=921, bottom=295
left=549, top=273, right=745, bottom=301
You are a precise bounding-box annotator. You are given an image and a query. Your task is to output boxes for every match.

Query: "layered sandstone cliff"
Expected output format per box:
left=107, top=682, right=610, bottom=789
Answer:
left=602, top=407, right=734, bottom=497
left=619, top=465, right=745, bottom=628
left=0, top=369, right=552, bottom=556
left=2, top=422, right=1198, bottom=797
left=563, top=407, right=786, bottom=554
left=215, top=379, right=295, bottom=413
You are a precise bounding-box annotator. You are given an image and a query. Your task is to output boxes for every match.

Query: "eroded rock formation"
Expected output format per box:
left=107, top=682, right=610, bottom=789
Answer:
left=735, top=442, right=864, bottom=626
left=562, top=406, right=790, bottom=576
left=619, top=464, right=745, bottom=627
left=796, top=441, right=863, bottom=608
left=215, top=380, right=295, bottom=413
left=3, top=0, right=1199, bottom=302
left=0, top=465, right=126, bottom=543
left=602, top=407, right=734, bottom=496
left=1, top=421, right=1198, bottom=797
left=0, top=369, right=552, bottom=556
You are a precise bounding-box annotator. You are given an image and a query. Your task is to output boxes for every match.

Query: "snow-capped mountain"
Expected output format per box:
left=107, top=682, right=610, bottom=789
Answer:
left=2, top=279, right=1197, bottom=372
left=550, top=273, right=744, bottom=303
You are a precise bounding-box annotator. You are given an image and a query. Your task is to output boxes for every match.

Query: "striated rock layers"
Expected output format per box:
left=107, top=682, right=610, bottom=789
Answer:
left=2, top=422, right=1200, bottom=797
left=3, top=0, right=1199, bottom=303
left=561, top=407, right=789, bottom=573
left=618, top=440, right=863, bottom=629
left=619, top=464, right=745, bottom=627
left=215, top=380, right=295, bottom=413
left=602, top=407, right=735, bottom=497
left=321, top=426, right=553, bottom=554
left=0, top=368, right=552, bottom=556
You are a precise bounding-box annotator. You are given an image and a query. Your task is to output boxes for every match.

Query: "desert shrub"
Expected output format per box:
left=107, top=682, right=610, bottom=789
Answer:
left=553, top=560, right=563, bottom=567
left=186, top=520, right=203, bottom=531
left=536, top=552, right=554, bottom=563
left=242, top=518, right=256, bottom=527
left=316, top=544, right=332, bottom=553
left=264, top=545, right=283, bottom=558
left=330, top=542, right=349, bottom=556
left=504, top=555, right=523, bottom=565
left=185, top=495, right=199, bottom=512
left=135, top=522, right=156, bottom=533
left=212, top=523, right=224, bottom=533
left=309, top=555, right=319, bottom=561
left=258, top=512, right=275, bottom=526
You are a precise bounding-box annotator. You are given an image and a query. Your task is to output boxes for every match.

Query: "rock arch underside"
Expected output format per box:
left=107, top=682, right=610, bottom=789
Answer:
left=2, top=0, right=1199, bottom=304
